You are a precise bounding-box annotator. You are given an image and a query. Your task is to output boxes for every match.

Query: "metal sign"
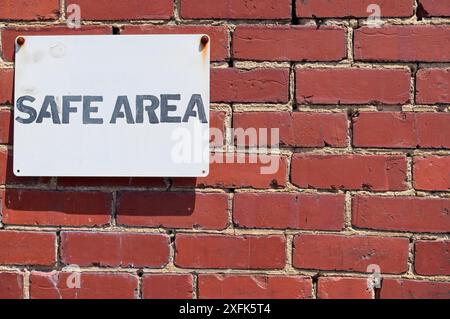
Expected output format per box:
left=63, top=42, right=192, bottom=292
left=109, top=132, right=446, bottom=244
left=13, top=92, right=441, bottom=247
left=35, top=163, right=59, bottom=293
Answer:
left=14, top=35, right=210, bottom=177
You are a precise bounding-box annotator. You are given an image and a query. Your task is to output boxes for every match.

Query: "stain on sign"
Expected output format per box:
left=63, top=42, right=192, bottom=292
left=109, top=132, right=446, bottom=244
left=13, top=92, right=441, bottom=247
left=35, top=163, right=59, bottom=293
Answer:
left=14, top=35, right=210, bottom=177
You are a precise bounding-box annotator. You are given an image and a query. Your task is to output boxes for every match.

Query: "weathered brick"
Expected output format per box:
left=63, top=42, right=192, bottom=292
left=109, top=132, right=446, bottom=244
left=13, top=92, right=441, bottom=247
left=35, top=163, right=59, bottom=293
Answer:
left=212, top=68, right=289, bottom=103
left=2, top=189, right=111, bottom=227
left=381, top=279, right=450, bottom=299
left=416, top=68, right=450, bottom=104
left=0, top=231, right=56, bottom=266
left=0, top=0, right=59, bottom=20
left=0, top=272, right=23, bottom=299
left=181, top=0, right=291, bottom=19
left=0, top=109, right=12, bottom=144
left=415, top=241, right=450, bottom=276
left=317, top=277, right=372, bottom=299
left=293, top=234, right=409, bottom=274
left=57, top=177, right=166, bottom=188
left=413, top=156, right=450, bottom=191
left=233, top=112, right=348, bottom=147
left=0, top=69, right=13, bottom=105
left=116, top=192, right=229, bottom=230
left=296, top=68, right=411, bottom=105
left=66, top=0, right=172, bottom=20
left=175, top=234, right=286, bottom=269
left=353, top=196, right=450, bottom=233
left=418, top=0, right=450, bottom=17
left=198, top=275, right=312, bottom=299
left=233, top=26, right=346, bottom=62
left=296, top=0, right=413, bottom=18
left=30, top=272, right=138, bottom=299
left=175, top=154, right=288, bottom=189
left=354, top=26, right=450, bottom=62
left=142, top=274, right=193, bottom=299
left=60, top=232, right=169, bottom=268
left=353, top=112, right=450, bottom=148
left=291, top=154, right=407, bottom=191
left=234, top=192, right=345, bottom=230
left=210, top=110, right=226, bottom=147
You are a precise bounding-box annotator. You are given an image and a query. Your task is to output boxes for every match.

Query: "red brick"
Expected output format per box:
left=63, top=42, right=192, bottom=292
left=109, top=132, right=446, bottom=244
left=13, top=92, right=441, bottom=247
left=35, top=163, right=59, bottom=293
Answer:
left=233, top=26, right=346, bottom=62
left=0, top=69, right=13, bottom=105
left=121, top=25, right=229, bottom=62
left=317, top=277, right=372, bottom=299
left=416, top=68, right=450, bottom=104
left=1, top=25, right=112, bottom=62
left=413, top=156, right=450, bottom=191
left=175, top=154, right=288, bottom=189
left=419, top=0, right=450, bottom=17
left=353, top=112, right=450, bottom=148
left=415, top=241, right=450, bottom=276
left=353, top=196, right=450, bottom=233
left=30, top=272, right=138, bottom=299
left=198, top=275, right=312, bottom=299
left=296, top=68, right=410, bottom=105
left=60, top=232, right=169, bottom=268
left=354, top=26, right=450, bottom=62
left=175, top=234, right=286, bottom=269
left=0, top=148, right=7, bottom=185
left=210, top=110, right=226, bottom=147
left=296, top=0, right=413, bottom=18
left=181, top=0, right=291, bottom=19
left=66, top=0, right=172, bottom=20
left=57, top=177, right=166, bottom=188
left=381, top=279, right=450, bottom=299
left=233, top=112, right=348, bottom=147
left=0, top=109, right=12, bottom=144
left=116, top=192, right=229, bottom=230
left=354, top=112, right=417, bottom=148
left=0, top=0, right=59, bottom=20
left=0, top=231, right=56, bottom=266
left=234, top=192, right=345, bottom=230
left=291, top=154, right=407, bottom=191
left=0, top=149, right=51, bottom=186
left=212, top=68, right=289, bottom=103
left=142, top=274, right=193, bottom=299
left=293, top=234, right=409, bottom=274
left=2, top=189, right=111, bottom=227
left=0, top=272, right=23, bottom=299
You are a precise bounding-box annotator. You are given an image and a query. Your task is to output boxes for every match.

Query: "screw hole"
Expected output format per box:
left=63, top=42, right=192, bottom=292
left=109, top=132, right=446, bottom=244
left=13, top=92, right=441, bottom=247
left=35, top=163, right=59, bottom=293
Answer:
left=16, top=169, right=20, bottom=173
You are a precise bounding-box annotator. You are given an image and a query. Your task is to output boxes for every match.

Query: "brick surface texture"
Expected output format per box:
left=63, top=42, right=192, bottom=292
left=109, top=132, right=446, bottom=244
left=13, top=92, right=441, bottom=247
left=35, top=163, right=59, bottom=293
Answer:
left=0, top=0, right=449, bottom=299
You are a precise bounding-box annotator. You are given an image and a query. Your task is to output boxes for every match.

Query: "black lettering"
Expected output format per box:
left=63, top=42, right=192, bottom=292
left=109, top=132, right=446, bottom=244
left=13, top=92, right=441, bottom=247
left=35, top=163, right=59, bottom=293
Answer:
left=183, top=94, right=207, bottom=123
left=110, top=96, right=135, bottom=124
left=15, top=96, right=37, bottom=124
left=62, top=95, right=81, bottom=124
left=160, top=94, right=181, bottom=123
left=36, top=96, right=61, bottom=124
left=83, top=96, right=103, bottom=124
left=136, top=95, right=159, bottom=124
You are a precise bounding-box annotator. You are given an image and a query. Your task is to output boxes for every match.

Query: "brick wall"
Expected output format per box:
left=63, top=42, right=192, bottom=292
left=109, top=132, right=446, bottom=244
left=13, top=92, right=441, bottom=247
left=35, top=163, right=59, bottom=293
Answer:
left=0, top=0, right=449, bottom=299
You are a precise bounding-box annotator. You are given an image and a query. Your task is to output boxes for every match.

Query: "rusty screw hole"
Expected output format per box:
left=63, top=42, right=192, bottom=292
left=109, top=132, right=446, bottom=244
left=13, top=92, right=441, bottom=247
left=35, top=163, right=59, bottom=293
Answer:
left=201, top=35, right=209, bottom=46
left=17, top=37, right=25, bottom=46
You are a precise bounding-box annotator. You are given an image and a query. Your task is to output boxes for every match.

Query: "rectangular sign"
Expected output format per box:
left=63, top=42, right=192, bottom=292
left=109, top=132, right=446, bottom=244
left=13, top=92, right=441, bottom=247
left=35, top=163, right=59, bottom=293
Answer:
left=14, top=35, right=210, bottom=177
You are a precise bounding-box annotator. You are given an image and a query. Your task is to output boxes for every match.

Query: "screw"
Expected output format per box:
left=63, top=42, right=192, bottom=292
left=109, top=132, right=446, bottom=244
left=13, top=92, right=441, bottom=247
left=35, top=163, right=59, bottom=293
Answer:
left=17, top=37, right=25, bottom=46
left=201, top=35, right=209, bottom=46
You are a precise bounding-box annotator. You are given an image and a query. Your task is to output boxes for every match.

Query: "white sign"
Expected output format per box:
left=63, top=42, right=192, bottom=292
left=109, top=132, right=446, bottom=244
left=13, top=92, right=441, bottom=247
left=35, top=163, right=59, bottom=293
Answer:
left=14, top=35, right=210, bottom=177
